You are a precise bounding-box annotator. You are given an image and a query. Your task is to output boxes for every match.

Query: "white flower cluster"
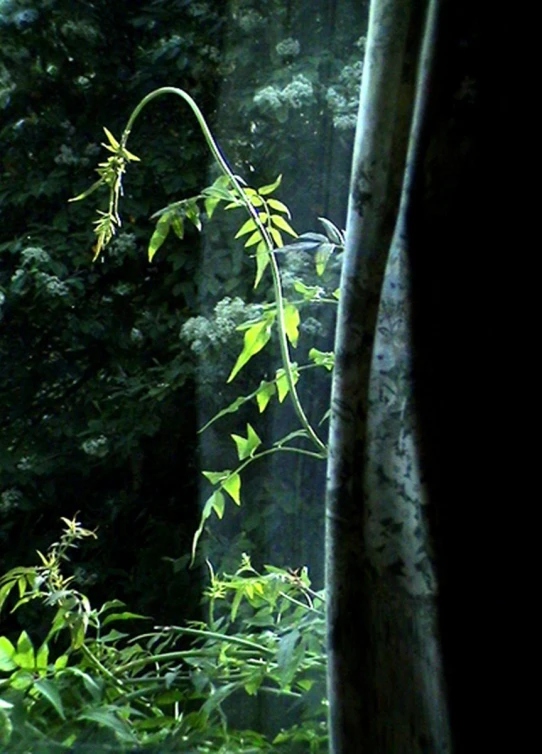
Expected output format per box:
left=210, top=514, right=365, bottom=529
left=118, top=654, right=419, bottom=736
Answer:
left=254, top=75, right=315, bottom=115
left=237, top=10, right=265, bottom=32
left=326, top=60, right=363, bottom=130
left=276, top=38, right=301, bottom=59
left=0, top=488, right=23, bottom=514
left=20, top=246, right=50, bottom=267
left=81, top=435, right=110, bottom=458
left=35, top=272, right=70, bottom=298
left=109, top=232, right=137, bottom=258
left=282, top=74, right=314, bottom=109
left=180, top=296, right=260, bottom=355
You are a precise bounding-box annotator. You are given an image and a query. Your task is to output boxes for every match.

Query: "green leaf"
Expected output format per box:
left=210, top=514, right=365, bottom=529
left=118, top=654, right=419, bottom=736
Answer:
left=54, top=655, right=69, bottom=671
left=227, top=314, right=275, bottom=382
left=283, top=302, right=300, bottom=347
left=270, top=214, right=297, bottom=237
left=0, top=636, right=16, bottom=671
left=235, top=218, right=257, bottom=238
left=244, top=674, right=263, bottom=696
left=102, top=126, right=120, bottom=150
left=210, top=490, right=226, bottom=518
left=293, top=280, right=324, bottom=301
left=258, top=175, right=282, bottom=195
left=148, top=213, right=171, bottom=262
left=102, top=612, right=149, bottom=626
left=231, top=424, right=262, bottom=460
left=198, top=396, right=251, bottom=434
left=35, top=642, right=49, bottom=669
left=0, top=581, right=16, bottom=614
left=78, top=708, right=135, bottom=743
left=269, top=227, right=283, bottom=248
left=254, top=240, right=270, bottom=289
left=318, top=216, right=344, bottom=245
left=276, top=365, right=300, bottom=403
left=185, top=201, right=202, bottom=231
left=34, top=678, right=66, bottom=719
left=267, top=198, right=291, bottom=216
left=14, top=631, right=35, bottom=670
left=9, top=669, right=33, bottom=691
left=99, top=599, right=126, bottom=613
left=192, top=489, right=226, bottom=562
left=171, top=216, right=184, bottom=239
left=276, top=629, right=301, bottom=688
left=202, top=470, right=230, bottom=485
left=231, top=587, right=244, bottom=622
left=309, top=348, right=335, bottom=371
left=315, top=242, right=335, bottom=276
left=256, top=380, right=276, bottom=413
left=222, top=473, right=241, bottom=506
left=244, top=229, right=263, bottom=248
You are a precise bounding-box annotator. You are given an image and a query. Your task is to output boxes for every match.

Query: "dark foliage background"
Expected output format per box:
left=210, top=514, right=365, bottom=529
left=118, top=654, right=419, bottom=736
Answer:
left=0, top=0, right=367, bottom=632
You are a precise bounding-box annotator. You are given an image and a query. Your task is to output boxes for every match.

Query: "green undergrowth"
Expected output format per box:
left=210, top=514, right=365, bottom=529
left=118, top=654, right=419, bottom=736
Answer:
left=0, top=518, right=327, bottom=752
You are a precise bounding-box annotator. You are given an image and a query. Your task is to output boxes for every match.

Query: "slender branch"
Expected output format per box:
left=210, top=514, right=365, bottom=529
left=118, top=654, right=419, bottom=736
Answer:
left=119, top=87, right=327, bottom=454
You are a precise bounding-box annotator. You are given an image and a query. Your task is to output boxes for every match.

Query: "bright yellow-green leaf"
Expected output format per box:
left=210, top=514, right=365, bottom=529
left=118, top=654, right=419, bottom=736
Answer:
left=15, top=631, right=35, bottom=669
left=254, top=240, right=270, bottom=289
left=258, top=174, right=282, bottom=195
left=309, top=348, right=335, bottom=370
left=210, top=490, right=226, bottom=519
left=171, top=216, right=184, bottom=239
left=269, top=227, right=283, bottom=248
left=102, top=126, right=120, bottom=150
left=36, top=642, right=49, bottom=669
left=235, top=218, right=258, bottom=238
left=271, top=214, right=297, bottom=237
left=267, top=198, right=291, bottom=216
left=231, top=424, right=261, bottom=460
left=227, top=315, right=275, bottom=382
left=148, top=213, right=171, bottom=261
left=202, top=470, right=230, bottom=485
left=121, top=146, right=140, bottom=162
left=222, top=473, right=241, bottom=506
left=205, top=195, right=221, bottom=219
left=276, top=365, right=300, bottom=403
left=256, top=380, right=276, bottom=413
left=283, top=302, right=300, bottom=347
left=244, top=229, right=263, bottom=248
left=0, top=636, right=16, bottom=672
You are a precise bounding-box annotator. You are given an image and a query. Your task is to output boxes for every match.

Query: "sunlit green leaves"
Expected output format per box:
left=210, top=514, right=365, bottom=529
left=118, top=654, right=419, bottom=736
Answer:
left=256, top=380, right=276, bottom=413
left=309, top=348, right=335, bottom=371
left=148, top=213, right=172, bottom=261
left=0, top=636, right=16, bottom=672
left=14, top=631, right=35, bottom=670
left=283, top=302, right=300, bottom=347
left=231, top=424, right=261, bottom=461
left=270, top=214, right=296, bottom=237
left=222, top=473, right=241, bottom=506
left=227, top=311, right=276, bottom=382
left=257, top=174, right=282, bottom=195
left=276, top=365, right=300, bottom=403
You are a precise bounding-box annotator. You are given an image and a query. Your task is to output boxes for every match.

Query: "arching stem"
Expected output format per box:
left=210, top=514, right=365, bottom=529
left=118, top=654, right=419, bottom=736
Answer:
left=121, top=87, right=326, bottom=454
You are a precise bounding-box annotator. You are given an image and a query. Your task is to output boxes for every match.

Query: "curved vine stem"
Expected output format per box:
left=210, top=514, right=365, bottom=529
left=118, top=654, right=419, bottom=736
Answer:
left=120, top=87, right=327, bottom=454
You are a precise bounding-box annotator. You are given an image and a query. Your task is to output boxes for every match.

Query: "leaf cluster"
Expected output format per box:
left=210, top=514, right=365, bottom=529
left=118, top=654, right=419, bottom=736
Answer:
left=0, top=524, right=327, bottom=753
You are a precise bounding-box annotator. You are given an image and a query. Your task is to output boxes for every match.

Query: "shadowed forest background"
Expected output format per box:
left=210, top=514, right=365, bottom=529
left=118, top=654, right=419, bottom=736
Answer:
left=1, top=0, right=366, bottom=621
left=0, top=1, right=368, bottom=751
